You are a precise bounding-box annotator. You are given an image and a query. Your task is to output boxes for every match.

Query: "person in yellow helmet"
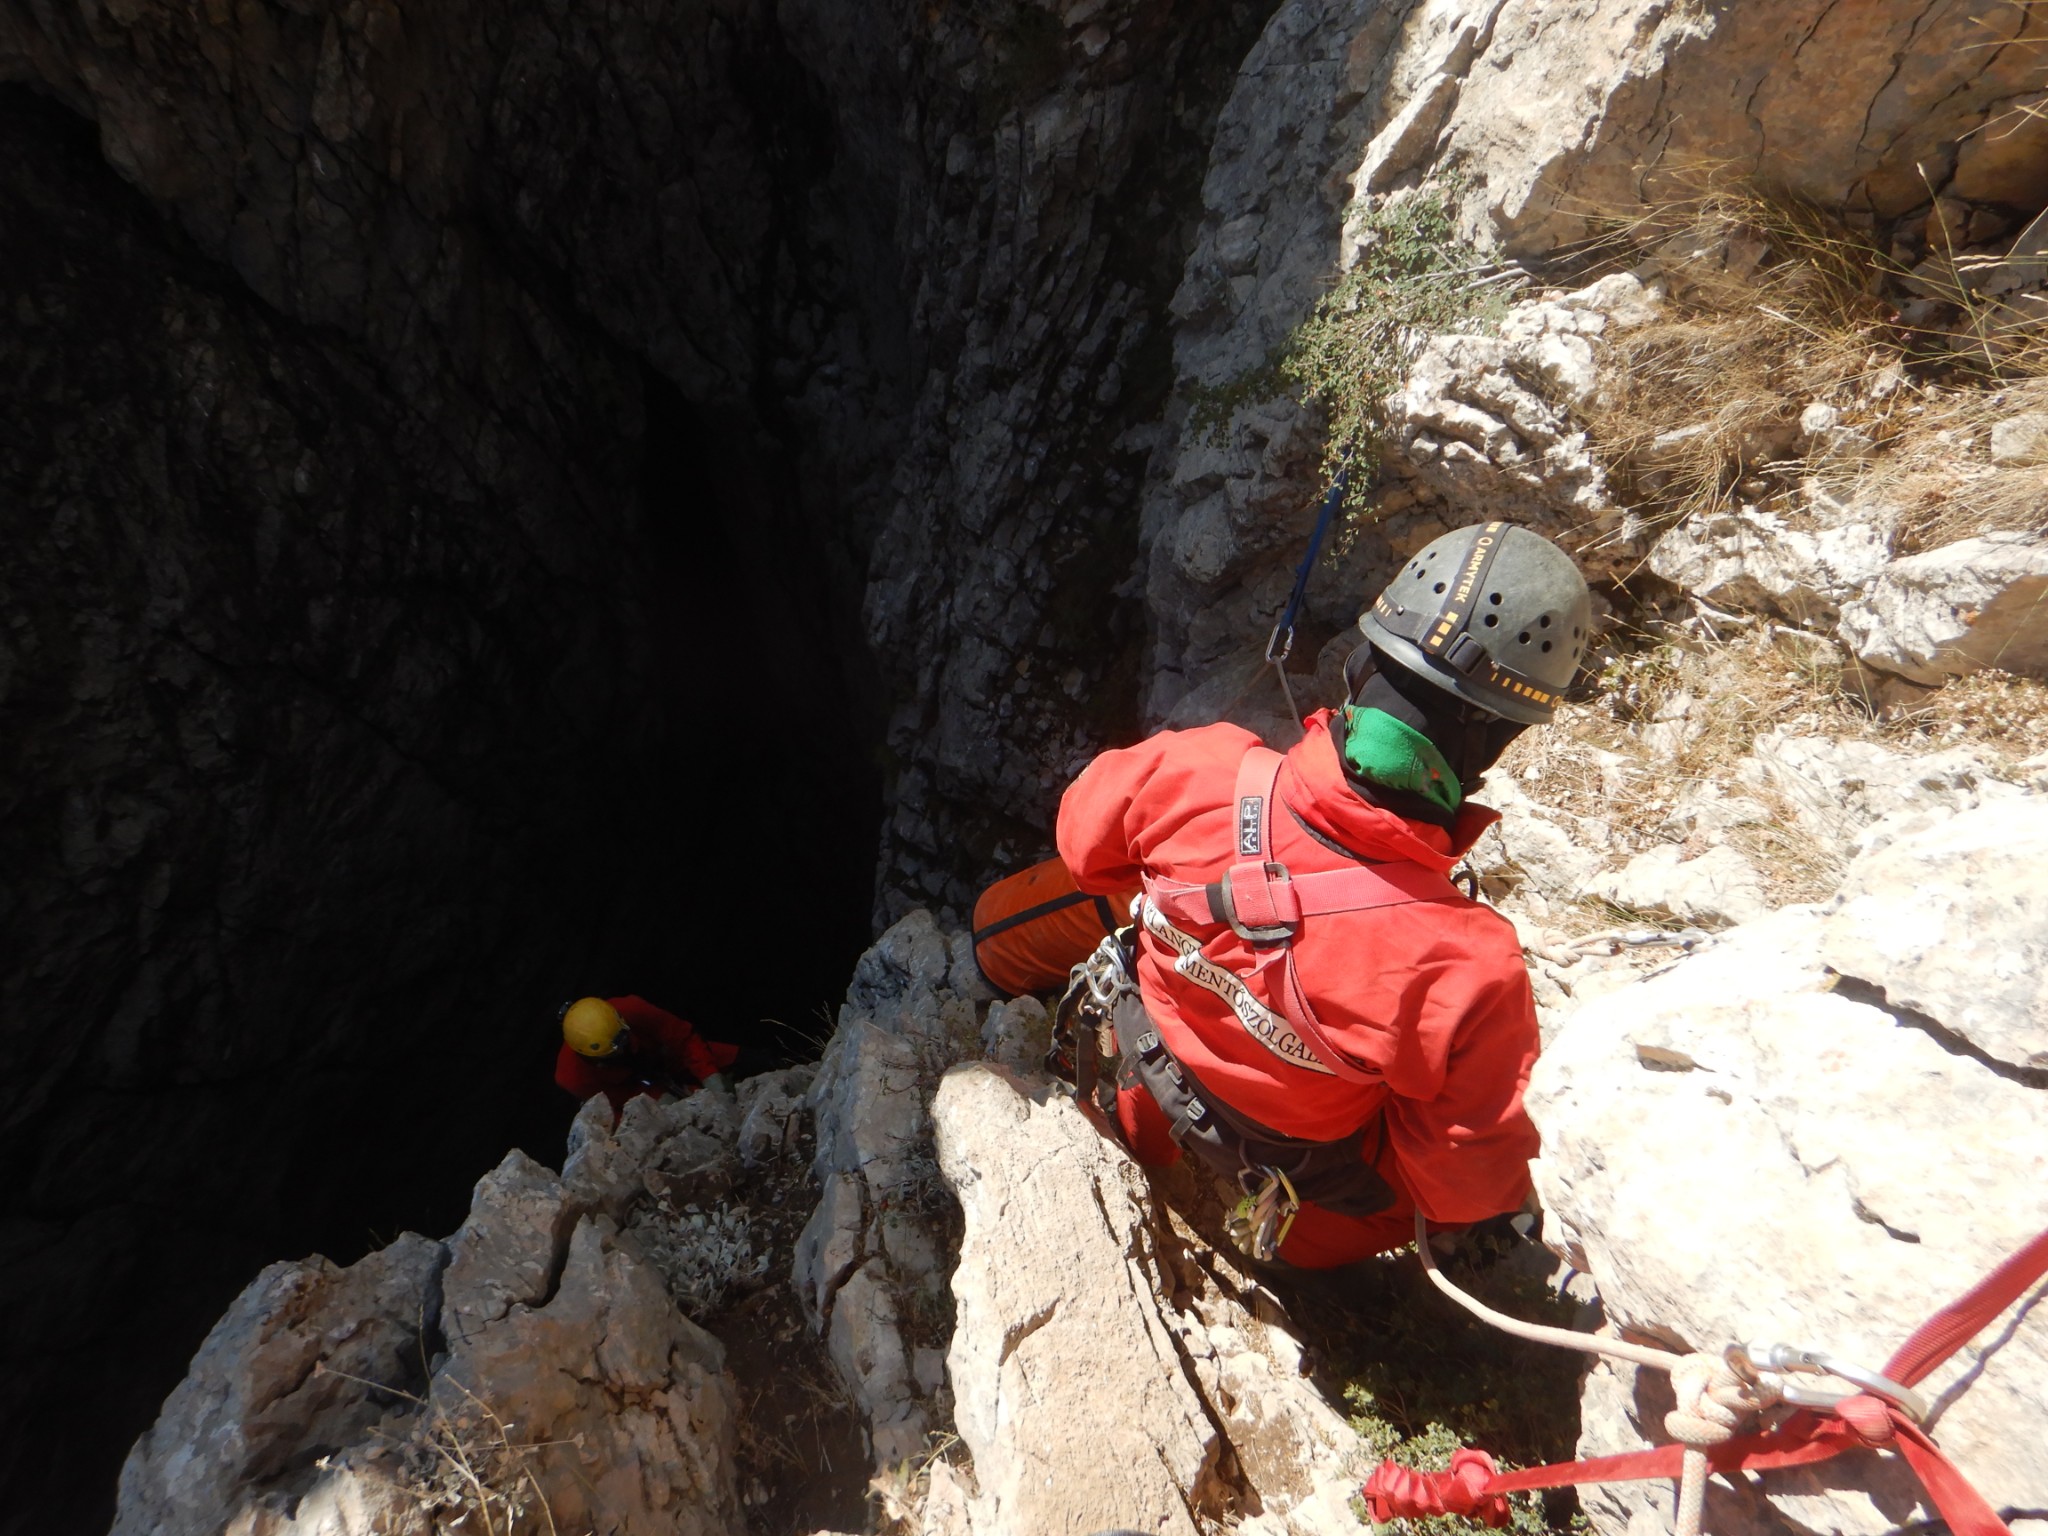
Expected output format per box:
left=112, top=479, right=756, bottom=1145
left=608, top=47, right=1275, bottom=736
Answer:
left=553, top=995, right=738, bottom=1115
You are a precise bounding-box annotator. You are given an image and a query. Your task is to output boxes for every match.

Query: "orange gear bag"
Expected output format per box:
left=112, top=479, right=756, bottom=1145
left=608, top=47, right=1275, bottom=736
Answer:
left=970, top=856, right=1138, bottom=997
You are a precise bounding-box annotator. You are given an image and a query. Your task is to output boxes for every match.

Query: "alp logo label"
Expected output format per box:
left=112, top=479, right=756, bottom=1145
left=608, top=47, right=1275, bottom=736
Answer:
left=1237, top=795, right=1263, bottom=857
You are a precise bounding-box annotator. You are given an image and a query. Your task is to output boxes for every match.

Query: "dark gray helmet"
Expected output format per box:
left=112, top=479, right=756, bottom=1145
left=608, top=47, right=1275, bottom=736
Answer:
left=1358, top=522, right=1592, bottom=725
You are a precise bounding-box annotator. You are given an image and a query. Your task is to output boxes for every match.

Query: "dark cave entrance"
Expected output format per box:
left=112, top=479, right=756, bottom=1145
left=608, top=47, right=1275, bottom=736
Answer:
left=478, top=358, right=894, bottom=1235
left=486, top=367, right=887, bottom=1181
left=0, top=85, right=884, bottom=1531
left=10, top=397, right=884, bottom=1536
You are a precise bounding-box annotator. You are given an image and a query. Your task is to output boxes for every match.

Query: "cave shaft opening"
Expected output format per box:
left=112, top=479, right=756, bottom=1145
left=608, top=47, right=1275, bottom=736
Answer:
left=0, top=84, right=881, bottom=1535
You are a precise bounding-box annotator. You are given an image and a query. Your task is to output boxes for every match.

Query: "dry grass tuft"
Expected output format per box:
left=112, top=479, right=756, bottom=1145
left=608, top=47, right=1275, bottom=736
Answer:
left=1578, top=184, right=1901, bottom=531
left=1875, top=664, right=2048, bottom=759
left=1496, top=614, right=2048, bottom=935
left=1567, top=176, right=2048, bottom=553
left=316, top=1367, right=565, bottom=1536
left=1852, top=373, right=2048, bottom=549
left=868, top=1433, right=970, bottom=1536
left=1498, top=630, right=1862, bottom=917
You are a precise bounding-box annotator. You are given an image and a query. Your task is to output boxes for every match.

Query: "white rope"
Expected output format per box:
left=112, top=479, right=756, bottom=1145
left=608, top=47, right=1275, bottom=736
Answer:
left=1413, top=1214, right=1683, bottom=1370
left=1412, top=1214, right=1772, bottom=1536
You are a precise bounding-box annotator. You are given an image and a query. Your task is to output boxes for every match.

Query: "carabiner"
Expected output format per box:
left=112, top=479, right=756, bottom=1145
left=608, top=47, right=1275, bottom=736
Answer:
left=1726, top=1341, right=1931, bottom=1424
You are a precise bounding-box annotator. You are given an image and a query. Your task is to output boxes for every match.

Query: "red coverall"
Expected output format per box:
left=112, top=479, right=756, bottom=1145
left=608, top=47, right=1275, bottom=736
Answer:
left=553, top=995, right=740, bottom=1117
left=1056, top=709, right=1540, bottom=1267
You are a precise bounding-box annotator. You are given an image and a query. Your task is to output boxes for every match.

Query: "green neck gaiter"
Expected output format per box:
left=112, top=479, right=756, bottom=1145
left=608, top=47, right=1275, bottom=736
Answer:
left=1340, top=706, right=1463, bottom=815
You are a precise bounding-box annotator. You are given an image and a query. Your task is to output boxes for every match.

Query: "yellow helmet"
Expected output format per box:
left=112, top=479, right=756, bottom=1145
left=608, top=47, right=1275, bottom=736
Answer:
left=562, top=997, right=626, bottom=1058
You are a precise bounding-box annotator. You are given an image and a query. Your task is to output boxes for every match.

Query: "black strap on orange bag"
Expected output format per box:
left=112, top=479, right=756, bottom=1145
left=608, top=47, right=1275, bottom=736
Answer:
left=971, top=856, right=1138, bottom=997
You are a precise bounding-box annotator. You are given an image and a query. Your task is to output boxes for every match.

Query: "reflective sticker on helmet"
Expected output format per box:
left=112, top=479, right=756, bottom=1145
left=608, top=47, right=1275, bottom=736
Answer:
left=1139, top=900, right=1337, bottom=1078
left=1421, top=522, right=1507, bottom=656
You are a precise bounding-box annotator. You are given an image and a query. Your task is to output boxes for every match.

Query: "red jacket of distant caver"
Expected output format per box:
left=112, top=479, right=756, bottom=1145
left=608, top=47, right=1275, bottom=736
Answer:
left=1056, top=709, right=1539, bottom=1265
left=553, top=995, right=740, bottom=1117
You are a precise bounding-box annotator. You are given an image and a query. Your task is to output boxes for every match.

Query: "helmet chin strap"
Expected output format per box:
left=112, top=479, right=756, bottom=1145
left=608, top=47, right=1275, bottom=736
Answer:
left=1345, top=642, right=1524, bottom=785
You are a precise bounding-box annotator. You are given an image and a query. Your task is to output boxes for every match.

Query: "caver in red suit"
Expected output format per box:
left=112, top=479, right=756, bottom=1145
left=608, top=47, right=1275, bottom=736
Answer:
left=1057, top=709, right=1539, bottom=1266
left=554, top=995, right=740, bottom=1117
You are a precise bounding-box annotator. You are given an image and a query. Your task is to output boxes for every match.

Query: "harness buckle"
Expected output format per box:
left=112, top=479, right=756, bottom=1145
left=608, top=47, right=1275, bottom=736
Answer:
left=1217, top=861, right=1300, bottom=943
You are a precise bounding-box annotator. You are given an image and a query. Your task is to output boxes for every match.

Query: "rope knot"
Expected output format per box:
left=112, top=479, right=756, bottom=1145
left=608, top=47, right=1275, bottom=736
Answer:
left=1361, top=1449, right=1511, bottom=1529
left=1664, top=1351, right=1757, bottom=1448
left=1836, top=1393, right=1897, bottom=1446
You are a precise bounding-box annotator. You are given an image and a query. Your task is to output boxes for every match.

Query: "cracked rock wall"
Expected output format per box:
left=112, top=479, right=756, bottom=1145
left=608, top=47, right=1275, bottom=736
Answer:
left=1528, top=800, right=2048, bottom=1536
left=1138, top=0, right=2048, bottom=739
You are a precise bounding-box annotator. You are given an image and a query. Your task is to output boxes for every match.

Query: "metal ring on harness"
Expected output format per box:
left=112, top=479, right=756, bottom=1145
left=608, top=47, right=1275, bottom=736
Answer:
left=1226, top=1164, right=1302, bottom=1262
left=1048, top=932, right=1138, bottom=1107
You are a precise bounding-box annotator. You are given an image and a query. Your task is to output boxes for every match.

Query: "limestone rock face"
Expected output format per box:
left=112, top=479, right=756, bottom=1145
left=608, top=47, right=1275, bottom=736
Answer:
left=934, top=1063, right=1362, bottom=1536
left=112, top=1235, right=447, bottom=1536
left=1838, top=533, right=2048, bottom=685
left=1738, top=731, right=2022, bottom=861
left=939, top=1067, right=1216, bottom=1536
left=1529, top=808, right=2048, bottom=1536
left=113, top=1099, right=759, bottom=1536
left=1582, top=843, right=1770, bottom=929
left=2, top=0, right=1282, bottom=1494
left=793, top=909, right=972, bottom=1467
left=1139, top=0, right=1389, bottom=740
left=1649, top=511, right=1892, bottom=627
left=1382, top=277, right=1653, bottom=568
left=1990, top=412, right=2048, bottom=468
left=1821, top=801, right=2048, bottom=1073
left=1466, top=775, right=1608, bottom=904
left=736, top=1065, right=818, bottom=1168
left=438, top=1213, right=740, bottom=1536
left=1139, top=0, right=2048, bottom=746
left=1396, top=1, right=2048, bottom=252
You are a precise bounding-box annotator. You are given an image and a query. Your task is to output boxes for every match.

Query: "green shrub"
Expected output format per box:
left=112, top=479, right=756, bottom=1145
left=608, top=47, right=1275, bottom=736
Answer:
left=1314, top=1235, right=1586, bottom=1535
left=1188, top=181, right=1518, bottom=527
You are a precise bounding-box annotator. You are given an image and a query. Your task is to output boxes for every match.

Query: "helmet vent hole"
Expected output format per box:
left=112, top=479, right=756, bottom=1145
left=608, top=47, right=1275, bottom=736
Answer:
left=1541, top=640, right=1553, bottom=653
left=1432, top=582, right=1446, bottom=594
left=1488, top=592, right=1502, bottom=605
left=1539, top=615, right=1552, bottom=629
left=1517, top=632, right=1531, bottom=644
left=1483, top=614, right=1498, bottom=628
left=1574, top=625, right=1583, bottom=639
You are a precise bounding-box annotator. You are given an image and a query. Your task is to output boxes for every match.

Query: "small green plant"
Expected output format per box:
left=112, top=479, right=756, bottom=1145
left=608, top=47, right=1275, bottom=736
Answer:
left=1187, top=180, right=1518, bottom=529
left=1315, top=1235, right=1586, bottom=1535
left=1347, top=1416, right=1582, bottom=1536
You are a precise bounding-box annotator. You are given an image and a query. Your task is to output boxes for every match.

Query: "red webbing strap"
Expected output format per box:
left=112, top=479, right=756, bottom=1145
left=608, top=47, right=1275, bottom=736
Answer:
left=1364, top=1411, right=2012, bottom=1535
left=1233, top=745, right=1284, bottom=861
left=1290, top=861, right=1460, bottom=912
left=1142, top=860, right=1458, bottom=929
left=1363, top=1426, right=1856, bottom=1528
left=1153, top=746, right=1462, bottom=927
left=1238, top=748, right=1381, bottom=1084
left=1885, top=1223, right=2048, bottom=1387
left=1362, top=1222, right=2048, bottom=1536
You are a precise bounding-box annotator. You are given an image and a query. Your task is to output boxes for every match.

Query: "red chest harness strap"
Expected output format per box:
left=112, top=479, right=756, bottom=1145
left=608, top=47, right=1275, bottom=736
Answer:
left=1140, top=746, right=1461, bottom=1084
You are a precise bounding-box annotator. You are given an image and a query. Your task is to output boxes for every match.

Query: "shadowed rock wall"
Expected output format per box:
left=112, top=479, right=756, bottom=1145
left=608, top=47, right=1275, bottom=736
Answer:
left=0, top=61, right=877, bottom=1536
left=0, top=0, right=1279, bottom=1527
